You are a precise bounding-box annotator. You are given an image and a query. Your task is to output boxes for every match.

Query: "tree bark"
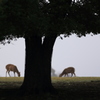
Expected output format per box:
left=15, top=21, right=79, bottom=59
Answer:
left=20, top=34, right=57, bottom=95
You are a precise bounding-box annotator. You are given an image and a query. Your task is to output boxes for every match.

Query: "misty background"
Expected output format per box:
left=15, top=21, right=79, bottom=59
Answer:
left=0, top=34, right=100, bottom=77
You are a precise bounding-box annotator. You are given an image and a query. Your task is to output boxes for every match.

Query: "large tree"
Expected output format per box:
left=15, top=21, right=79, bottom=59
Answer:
left=0, top=0, right=100, bottom=95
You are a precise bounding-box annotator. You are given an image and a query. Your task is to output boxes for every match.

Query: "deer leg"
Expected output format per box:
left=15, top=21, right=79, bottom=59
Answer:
left=74, top=73, right=76, bottom=77
left=71, top=73, right=73, bottom=77
left=14, top=72, right=16, bottom=77
left=8, top=71, right=11, bottom=77
left=67, top=74, right=69, bottom=77
left=6, top=71, right=8, bottom=77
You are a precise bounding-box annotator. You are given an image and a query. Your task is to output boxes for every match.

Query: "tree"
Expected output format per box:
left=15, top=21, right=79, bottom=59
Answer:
left=51, top=68, right=57, bottom=76
left=0, top=0, right=100, bottom=95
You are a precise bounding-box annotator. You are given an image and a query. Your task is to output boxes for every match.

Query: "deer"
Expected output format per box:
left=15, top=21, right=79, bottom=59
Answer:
left=5, top=64, right=20, bottom=77
left=59, top=67, right=76, bottom=77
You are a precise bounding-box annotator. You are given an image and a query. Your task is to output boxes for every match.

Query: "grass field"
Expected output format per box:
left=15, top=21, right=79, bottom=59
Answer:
left=0, top=77, right=100, bottom=82
left=0, top=77, right=100, bottom=100
left=52, top=77, right=100, bottom=82
left=0, top=77, right=24, bottom=82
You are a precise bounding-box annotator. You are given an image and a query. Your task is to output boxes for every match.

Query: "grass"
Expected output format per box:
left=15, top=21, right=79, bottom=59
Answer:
left=1, top=77, right=100, bottom=82
left=52, top=77, right=100, bottom=82
left=0, top=77, right=100, bottom=100
left=0, top=77, right=24, bottom=82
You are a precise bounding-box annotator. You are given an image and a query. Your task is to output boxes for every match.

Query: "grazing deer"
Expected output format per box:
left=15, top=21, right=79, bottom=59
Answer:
left=5, top=64, right=20, bottom=77
left=59, top=67, right=76, bottom=77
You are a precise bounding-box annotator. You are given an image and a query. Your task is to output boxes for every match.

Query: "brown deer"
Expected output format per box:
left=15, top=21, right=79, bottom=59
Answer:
left=59, top=67, right=76, bottom=77
left=5, top=64, right=20, bottom=77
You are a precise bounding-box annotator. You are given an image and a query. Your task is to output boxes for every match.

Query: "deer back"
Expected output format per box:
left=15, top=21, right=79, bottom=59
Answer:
left=64, top=67, right=75, bottom=74
left=6, top=64, right=19, bottom=72
left=6, top=64, right=20, bottom=77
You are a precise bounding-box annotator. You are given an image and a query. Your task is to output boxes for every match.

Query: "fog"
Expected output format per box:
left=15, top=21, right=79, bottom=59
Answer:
left=52, top=34, right=100, bottom=77
left=0, top=34, right=100, bottom=77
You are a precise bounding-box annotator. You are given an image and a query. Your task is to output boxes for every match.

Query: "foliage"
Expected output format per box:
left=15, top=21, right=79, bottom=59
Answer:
left=0, top=0, right=41, bottom=37
left=0, top=0, right=100, bottom=42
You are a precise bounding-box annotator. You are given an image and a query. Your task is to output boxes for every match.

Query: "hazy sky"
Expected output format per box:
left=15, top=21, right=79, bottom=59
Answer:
left=0, top=34, right=100, bottom=77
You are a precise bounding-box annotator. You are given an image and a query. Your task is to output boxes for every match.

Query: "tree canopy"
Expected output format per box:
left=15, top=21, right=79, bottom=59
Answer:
left=0, top=0, right=100, bottom=95
left=0, top=0, right=100, bottom=42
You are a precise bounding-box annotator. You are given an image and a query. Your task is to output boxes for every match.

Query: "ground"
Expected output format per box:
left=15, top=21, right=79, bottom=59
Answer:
left=0, top=77, right=100, bottom=100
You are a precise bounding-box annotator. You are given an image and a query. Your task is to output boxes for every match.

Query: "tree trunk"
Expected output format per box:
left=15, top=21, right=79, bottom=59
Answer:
left=20, top=35, right=57, bottom=95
